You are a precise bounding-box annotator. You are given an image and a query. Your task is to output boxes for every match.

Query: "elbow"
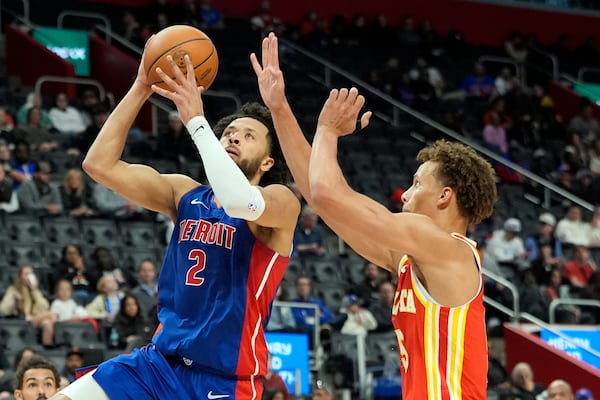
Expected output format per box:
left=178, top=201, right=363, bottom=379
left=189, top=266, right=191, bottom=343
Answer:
left=310, top=180, right=336, bottom=212
left=82, top=155, right=105, bottom=181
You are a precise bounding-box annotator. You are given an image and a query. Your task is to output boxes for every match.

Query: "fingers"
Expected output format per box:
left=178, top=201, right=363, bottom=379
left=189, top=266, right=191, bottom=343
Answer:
left=360, top=111, right=372, bottom=129
left=250, top=53, right=262, bottom=76
left=270, top=33, right=279, bottom=68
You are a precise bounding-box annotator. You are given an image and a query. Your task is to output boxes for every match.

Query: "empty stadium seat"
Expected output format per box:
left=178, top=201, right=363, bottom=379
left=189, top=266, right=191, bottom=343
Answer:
left=119, top=221, right=159, bottom=248
left=43, top=217, right=82, bottom=246
left=54, top=321, right=105, bottom=350
left=7, top=243, right=45, bottom=268
left=0, top=319, right=40, bottom=351
left=81, top=219, right=121, bottom=247
left=4, top=214, right=44, bottom=244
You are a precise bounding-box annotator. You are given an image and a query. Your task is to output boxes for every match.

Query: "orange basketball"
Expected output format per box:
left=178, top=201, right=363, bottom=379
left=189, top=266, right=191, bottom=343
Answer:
left=143, top=25, right=219, bottom=91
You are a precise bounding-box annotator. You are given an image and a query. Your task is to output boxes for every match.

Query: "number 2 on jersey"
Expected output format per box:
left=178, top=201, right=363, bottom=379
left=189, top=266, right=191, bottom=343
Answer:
left=185, top=249, right=206, bottom=286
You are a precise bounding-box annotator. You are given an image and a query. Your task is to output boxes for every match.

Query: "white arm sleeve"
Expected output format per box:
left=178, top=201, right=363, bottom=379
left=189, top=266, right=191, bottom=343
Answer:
left=186, top=116, right=265, bottom=221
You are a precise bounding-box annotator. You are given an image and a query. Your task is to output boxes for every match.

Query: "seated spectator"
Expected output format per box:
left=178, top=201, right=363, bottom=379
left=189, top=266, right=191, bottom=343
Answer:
left=290, top=275, right=334, bottom=339
left=12, top=355, right=60, bottom=400
left=546, top=379, right=574, bottom=400
left=339, top=295, right=377, bottom=336
left=88, top=246, right=135, bottom=291
left=294, top=205, right=327, bottom=257
left=369, top=281, right=395, bottom=333
left=561, top=131, right=589, bottom=174
left=251, top=0, right=283, bottom=36
left=16, top=93, right=52, bottom=129
left=85, top=274, right=123, bottom=323
left=8, top=140, right=36, bottom=190
left=350, top=260, right=385, bottom=308
left=60, top=348, right=83, bottom=384
left=49, top=280, right=89, bottom=322
left=518, top=268, right=549, bottom=321
left=485, top=218, right=529, bottom=276
left=531, top=243, right=564, bottom=288
left=508, top=362, right=545, bottom=399
left=48, top=93, right=87, bottom=138
left=266, top=285, right=296, bottom=332
left=587, top=207, right=600, bottom=248
left=461, top=62, right=495, bottom=100
left=130, top=259, right=159, bottom=318
left=59, top=168, right=95, bottom=218
left=544, top=267, right=581, bottom=324
left=482, top=111, right=508, bottom=157
left=0, top=107, right=15, bottom=146
left=78, top=89, right=101, bottom=128
left=487, top=342, right=510, bottom=390
left=17, top=161, right=63, bottom=217
left=504, top=32, right=528, bottom=63
left=575, top=387, right=594, bottom=400
left=0, top=158, right=18, bottom=213
left=555, top=205, right=590, bottom=249
left=154, top=111, right=199, bottom=163
left=563, top=245, right=596, bottom=291
left=14, top=107, right=59, bottom=155
left=408, top=57, right=445, bottom=98
left=569, top=97, right=600, bottom=145
left=92, top=183, right=148, bottom=220
left=0, top=265, right=57, bottom=347
left=263, top=352, right=292, bottom=400
left=198, top=0, right=224, bottom=30
left=54, top=244, right=94, bottom=304
left=494, top=67, right=517, bottom=97
left=112, top=294, right=156, bottom=352
left=73, top=106, right=109, bottom=155
left=526, top=212, right=562, bottom=261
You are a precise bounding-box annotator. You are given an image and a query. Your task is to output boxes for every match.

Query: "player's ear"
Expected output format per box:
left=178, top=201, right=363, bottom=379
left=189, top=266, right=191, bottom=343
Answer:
left=261, top=156, right=274, bottom=172
left=438, top=187, right=452, bottom=207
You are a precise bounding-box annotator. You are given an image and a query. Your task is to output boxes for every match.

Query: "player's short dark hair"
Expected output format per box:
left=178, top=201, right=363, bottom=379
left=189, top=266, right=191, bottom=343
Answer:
left=212, top=102, right=290, bottom=186
left=417, top=139, right=497, bottom=225
left=14, top=355, right=60, bottom=390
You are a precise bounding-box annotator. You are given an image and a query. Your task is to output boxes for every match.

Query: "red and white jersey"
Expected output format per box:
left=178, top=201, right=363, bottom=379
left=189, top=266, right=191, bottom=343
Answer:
left=391, top=233, right=487, bottom=400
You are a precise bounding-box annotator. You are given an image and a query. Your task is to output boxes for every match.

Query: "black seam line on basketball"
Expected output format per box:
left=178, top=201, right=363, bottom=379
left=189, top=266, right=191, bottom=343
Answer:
left=145, top=38, right=212, bottom=76
left=150, top=48, right=216, bottom=86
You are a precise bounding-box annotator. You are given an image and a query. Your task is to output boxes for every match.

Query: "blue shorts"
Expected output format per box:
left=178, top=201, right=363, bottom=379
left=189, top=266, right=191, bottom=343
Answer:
left=91, top=344, right=263, bottom=400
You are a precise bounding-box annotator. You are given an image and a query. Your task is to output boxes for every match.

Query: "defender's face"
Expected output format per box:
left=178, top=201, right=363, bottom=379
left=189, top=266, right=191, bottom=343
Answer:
left=400, top=161, right=444, bottom=216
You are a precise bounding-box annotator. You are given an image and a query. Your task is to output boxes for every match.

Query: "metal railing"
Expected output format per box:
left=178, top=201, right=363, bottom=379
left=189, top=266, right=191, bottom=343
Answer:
left=578, top=66, right=600, bottom=83
left=482, top=268, right=520, bottom=321
left=34, top=76, right=114, bottom=109
left=478, top=55, right=526, bottom=86
left=279, top=38, right=594, bottom=213
left=528, top=45, right=560, bottom=81
left=58, top=11, right=112, bottom=42
left=549, top=298, right=600, bottom=324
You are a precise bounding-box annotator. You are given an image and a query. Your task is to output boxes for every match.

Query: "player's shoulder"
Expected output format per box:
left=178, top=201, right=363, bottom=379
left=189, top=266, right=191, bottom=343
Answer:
left=163, top=173, right=203, bottom=207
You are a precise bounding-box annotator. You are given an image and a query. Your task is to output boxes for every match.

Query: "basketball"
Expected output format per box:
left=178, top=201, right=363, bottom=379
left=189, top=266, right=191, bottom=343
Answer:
left=143, top=25, right=219, bottom=91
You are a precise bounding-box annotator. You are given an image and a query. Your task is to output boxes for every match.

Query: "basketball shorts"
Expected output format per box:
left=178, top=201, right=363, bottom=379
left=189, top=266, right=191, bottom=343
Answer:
left=91, top=344, right=262, bottom=400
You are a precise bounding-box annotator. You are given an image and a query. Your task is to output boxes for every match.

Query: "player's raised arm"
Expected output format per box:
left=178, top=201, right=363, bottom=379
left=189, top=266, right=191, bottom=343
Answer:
left=82, top=47, right=188, bottom=220
left=251, top=33, right=312, bottom=199
left=152, top=53, right=299, bottom=232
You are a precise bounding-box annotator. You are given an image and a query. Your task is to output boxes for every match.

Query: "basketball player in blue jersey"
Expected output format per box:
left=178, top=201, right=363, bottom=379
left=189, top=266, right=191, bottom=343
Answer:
left=51, top=41, right=300, bottom=400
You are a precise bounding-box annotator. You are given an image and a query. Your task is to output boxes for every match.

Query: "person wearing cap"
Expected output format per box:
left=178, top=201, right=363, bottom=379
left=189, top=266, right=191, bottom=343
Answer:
left=61, top=349, right=84, bottom=384
left=485, top=217, right=529, bottom=276
left=525, top=212, right=564, bottom=284
left=339, top=294, right=377, bottom=336
left=17, top=160, right=63, bottom=216
left=154, top=110, right=200, bottom=163
left=576, top=387, right=594, bottom=400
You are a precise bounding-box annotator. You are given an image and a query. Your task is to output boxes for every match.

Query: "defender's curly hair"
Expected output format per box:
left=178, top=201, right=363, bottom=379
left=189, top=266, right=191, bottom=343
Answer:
left=417, top=140, right=497, bottom=224
left=212, top=102, right=290, bottom=186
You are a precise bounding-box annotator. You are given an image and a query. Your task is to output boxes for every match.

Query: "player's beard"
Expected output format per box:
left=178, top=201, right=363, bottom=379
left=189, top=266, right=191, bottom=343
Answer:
left=237, top=157, right=263, bottom=181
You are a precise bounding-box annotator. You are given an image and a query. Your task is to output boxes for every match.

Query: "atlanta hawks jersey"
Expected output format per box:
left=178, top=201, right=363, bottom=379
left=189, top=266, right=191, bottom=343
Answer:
left=152, top=185, right=290, bottom=378
left=392, top=233, right=487, bottom=400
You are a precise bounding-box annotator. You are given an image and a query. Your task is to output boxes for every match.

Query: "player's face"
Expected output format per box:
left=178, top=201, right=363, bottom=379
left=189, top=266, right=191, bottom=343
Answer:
left=401, top=161, right=445, bottom=216
left=220, top=117, right=273, bottom=180
left=15, top=368, right=57, bottom=400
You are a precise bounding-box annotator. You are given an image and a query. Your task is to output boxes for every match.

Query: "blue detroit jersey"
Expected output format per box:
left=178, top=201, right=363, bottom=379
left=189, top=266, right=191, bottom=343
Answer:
left=152, top=185, right=290, bottom=377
